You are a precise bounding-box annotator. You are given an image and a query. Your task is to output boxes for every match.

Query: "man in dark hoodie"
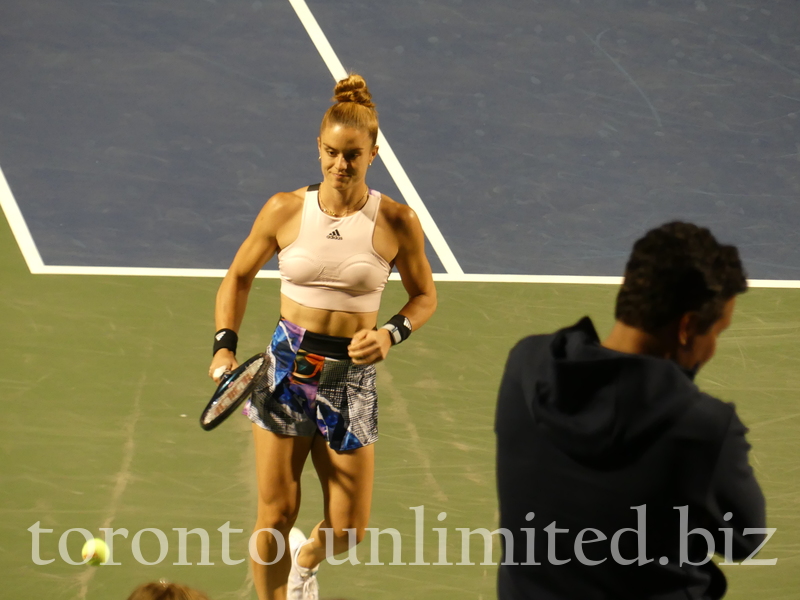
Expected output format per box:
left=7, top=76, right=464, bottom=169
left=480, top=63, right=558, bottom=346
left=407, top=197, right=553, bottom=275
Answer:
left=495, top=222, right=767, bottom=600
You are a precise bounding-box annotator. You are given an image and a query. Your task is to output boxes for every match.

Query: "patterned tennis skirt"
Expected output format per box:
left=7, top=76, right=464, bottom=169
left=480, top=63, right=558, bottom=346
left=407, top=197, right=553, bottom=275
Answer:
left=244, top=319, right=378, bottom=451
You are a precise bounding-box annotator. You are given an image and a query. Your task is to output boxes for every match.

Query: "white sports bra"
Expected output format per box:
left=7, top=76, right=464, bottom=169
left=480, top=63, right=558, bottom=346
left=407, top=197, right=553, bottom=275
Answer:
left=278, top=184, right=391, bottom=312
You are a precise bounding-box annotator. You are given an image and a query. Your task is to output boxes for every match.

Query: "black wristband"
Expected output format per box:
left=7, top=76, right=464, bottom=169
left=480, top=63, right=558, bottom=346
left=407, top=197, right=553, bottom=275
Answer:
left=380, top=314, right=412, bottom=345
left=213, top=328, right=238, bottom=356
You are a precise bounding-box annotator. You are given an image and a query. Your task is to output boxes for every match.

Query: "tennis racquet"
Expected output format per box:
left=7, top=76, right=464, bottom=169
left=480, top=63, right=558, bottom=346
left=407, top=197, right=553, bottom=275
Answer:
left=200, top=353, right=269, bottom=431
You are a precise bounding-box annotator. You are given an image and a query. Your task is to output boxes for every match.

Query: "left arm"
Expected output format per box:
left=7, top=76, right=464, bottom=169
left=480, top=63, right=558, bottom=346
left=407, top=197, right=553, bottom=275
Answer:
left=349, top=205, right=437, bottom=364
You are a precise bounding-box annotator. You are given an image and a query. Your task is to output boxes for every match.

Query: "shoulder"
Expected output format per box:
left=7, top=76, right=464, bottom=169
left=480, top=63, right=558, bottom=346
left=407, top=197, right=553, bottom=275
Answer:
left=504, top=333, right=556, bottom=371
left=247, top=187, right=308, bottom=240
left=674, top=388, right=737, bottom=443
left=260, top=187, right=306, bottom=217
left=377, top=194, right=419, bottom=231
left=512, top=333, right=557, bottom=352
left=688, top=389, right=736, bottom=423
left=509, top=333, right=555, bottom=357
left=251, top=187, right=306, bottom=229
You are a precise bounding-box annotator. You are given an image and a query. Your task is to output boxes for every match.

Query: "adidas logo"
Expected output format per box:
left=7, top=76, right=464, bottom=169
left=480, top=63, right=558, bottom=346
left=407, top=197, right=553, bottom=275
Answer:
left=326, top=229, right=343, bottom=240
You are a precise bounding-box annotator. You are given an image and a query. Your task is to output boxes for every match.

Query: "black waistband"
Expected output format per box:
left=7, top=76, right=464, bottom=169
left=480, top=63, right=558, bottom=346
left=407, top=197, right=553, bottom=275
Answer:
left=278, top=317, right=353, bottom=360
left=299, top=330, right=351, bottom=360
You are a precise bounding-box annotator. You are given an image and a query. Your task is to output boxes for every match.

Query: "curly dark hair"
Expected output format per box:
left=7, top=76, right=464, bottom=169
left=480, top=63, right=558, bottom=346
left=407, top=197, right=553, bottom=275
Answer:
left=615, top=222, right=747, bottom=334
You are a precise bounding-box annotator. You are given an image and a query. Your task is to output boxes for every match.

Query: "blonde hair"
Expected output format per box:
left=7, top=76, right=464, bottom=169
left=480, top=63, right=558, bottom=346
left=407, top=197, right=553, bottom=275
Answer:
left=320, top=74, right=379, bottom=146
left=126, top=581, right=212, bottom=600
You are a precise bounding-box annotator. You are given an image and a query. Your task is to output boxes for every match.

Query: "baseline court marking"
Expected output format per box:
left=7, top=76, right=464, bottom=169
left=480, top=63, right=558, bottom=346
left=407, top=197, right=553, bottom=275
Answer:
left=1, top=257, right=794, bottom=290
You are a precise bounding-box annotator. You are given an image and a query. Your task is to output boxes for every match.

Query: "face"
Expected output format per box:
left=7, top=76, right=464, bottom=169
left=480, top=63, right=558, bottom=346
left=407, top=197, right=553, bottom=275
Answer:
left=317, top=124, right=377, bottom=191
left=674, top=296, right=737, bottom=372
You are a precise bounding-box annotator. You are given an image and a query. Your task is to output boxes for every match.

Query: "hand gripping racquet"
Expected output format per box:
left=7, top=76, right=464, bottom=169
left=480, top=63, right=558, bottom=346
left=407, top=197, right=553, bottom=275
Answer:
left=200, top=353, right=269, bottom=431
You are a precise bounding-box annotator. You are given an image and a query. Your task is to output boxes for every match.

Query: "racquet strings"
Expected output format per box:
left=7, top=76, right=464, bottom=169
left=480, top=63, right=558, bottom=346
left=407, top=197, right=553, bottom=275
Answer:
left=202, top=356, right=267, bottom=424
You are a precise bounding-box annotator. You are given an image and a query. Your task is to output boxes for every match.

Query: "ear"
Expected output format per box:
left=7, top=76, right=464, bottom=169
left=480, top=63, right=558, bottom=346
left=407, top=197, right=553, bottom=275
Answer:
left=371, top=144, right=379, bottom=160
left=676, top=311, right=702, bottom=348
left=671, top=312, right=698, bottom=370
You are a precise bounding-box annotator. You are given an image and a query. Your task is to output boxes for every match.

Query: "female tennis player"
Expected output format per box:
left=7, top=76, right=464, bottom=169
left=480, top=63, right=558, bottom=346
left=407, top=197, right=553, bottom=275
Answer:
left=208, top=74, right=437, bottom=600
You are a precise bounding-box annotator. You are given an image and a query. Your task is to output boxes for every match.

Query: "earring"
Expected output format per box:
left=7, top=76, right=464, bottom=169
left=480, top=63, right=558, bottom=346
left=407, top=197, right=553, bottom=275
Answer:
left=318, top=156, right=321, bottom=161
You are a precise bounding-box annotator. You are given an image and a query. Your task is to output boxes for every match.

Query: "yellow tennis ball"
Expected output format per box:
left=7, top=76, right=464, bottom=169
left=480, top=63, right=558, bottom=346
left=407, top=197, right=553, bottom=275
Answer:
left=81, top=538, right=109, bottom=566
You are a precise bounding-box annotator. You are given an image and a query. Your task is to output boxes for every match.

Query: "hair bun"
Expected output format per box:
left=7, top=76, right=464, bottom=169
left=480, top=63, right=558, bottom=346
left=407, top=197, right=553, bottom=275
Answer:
left=333, top=74, right=375, bottom=109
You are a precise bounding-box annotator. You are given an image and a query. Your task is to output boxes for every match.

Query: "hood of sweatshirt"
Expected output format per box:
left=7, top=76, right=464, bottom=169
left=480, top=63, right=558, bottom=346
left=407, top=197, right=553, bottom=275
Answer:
left=525, top=317, right=701, bottom=466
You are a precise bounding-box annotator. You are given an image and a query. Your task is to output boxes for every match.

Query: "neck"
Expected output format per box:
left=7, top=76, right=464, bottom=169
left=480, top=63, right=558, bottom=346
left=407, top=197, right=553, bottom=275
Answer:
left=601, top=320, right=676, bottom=359
left=318, top=183, right=369, bottom=216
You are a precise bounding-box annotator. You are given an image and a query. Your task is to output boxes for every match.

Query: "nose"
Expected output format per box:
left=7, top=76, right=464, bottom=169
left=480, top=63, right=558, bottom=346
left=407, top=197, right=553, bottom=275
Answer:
left=334, top=155, right=348, bottom=171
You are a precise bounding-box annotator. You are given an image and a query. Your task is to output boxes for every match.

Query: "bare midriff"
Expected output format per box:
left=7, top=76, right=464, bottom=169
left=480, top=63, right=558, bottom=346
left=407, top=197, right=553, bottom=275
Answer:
left=280, top=294, right=378, bottom=338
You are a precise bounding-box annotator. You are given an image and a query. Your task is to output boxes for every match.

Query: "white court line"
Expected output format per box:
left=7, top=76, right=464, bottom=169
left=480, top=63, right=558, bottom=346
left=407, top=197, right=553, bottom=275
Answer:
left=287, top=0, right=464, bottom=275
left=0, top=163, right=45, bottom=273
left=12, top=264, right=800, bottom=289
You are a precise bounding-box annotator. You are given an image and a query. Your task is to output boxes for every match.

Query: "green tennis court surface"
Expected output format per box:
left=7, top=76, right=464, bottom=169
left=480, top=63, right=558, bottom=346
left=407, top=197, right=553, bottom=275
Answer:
left=1, top=215, right=798, bottom=599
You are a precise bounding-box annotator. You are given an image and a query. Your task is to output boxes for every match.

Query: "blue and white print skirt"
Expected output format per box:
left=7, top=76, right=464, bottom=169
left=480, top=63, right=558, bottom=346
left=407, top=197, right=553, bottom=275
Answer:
left=244, top=319, right=378, bottom=451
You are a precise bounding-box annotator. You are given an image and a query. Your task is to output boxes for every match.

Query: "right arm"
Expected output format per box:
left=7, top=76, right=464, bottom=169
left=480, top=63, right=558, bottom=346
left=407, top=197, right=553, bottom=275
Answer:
left=709, top=409, right=767, bottom=560
left=208, top=193, right=297, bottom=380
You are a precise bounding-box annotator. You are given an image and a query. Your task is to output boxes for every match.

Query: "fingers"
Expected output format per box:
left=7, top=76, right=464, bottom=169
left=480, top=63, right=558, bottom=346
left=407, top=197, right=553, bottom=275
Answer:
left=349, top=347, right=380, bottom=365
left=349, top=329, right=369, bottom=345
left=348, top=329, right=391, bottom=365
left=209, top=353, right=238, bottom=382
left=211, top=365, right=236, bottom=383
left=347, top=329, right=370, bottom=352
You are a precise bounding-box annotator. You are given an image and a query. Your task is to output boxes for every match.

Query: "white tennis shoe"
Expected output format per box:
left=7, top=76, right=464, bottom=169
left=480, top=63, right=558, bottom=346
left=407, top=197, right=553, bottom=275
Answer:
left=287, top=527, right=319, bottom=600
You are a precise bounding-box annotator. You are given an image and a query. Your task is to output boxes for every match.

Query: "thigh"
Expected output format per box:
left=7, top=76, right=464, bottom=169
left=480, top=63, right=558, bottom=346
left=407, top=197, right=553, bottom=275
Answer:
left=252, top=424, right=314, bottom=516
left=311, top=437, right=375, bottom=530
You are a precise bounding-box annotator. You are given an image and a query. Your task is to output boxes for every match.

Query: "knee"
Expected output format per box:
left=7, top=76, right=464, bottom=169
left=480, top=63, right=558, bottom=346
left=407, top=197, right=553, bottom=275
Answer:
left=325, top=525, right=367, bottom=546
left=255, top=501, right=300, bottom=533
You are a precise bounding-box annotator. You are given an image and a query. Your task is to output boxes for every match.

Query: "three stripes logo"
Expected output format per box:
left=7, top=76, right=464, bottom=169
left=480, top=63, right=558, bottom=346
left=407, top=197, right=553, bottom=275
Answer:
left=326, top=229, right=343, bottom=240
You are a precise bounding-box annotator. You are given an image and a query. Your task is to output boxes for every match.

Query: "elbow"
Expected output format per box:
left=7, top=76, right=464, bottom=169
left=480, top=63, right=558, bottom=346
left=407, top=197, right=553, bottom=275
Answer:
left=428, top=289, right=438, bottom=315
left=224, top=270, right=254, bottom=292
left=216, top=271, right=254, bottom=306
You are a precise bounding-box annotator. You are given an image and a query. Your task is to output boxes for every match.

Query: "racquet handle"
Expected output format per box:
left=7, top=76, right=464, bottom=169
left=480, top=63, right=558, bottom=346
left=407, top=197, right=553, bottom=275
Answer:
left=213, top=365, right=231, bottom=380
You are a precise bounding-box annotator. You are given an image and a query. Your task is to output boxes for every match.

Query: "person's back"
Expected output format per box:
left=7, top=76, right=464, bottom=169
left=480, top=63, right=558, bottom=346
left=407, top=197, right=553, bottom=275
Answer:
left=495, top=222, right=766, bottom=600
